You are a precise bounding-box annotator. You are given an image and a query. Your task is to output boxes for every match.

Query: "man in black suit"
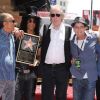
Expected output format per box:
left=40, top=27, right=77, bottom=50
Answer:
left=40, top=4, right=72, bottom=100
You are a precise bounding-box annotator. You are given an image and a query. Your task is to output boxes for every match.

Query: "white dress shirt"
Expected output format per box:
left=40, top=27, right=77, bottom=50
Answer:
left=44, top=23, right=66, bottom=64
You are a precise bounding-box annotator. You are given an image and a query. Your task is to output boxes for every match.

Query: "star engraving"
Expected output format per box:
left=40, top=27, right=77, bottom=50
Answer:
left=23, top=37, right=36, bottom=51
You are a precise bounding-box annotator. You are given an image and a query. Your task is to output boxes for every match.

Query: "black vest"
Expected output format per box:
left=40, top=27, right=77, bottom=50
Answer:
left=40, top=25, right=72, bottom=69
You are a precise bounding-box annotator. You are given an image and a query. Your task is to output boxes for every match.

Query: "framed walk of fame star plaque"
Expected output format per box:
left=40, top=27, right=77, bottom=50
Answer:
left=16, top=33, right=40, bottom=65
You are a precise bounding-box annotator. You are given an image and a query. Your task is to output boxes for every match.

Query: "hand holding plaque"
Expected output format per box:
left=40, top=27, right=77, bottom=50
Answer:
left=16, top=33, right=40, bottom=65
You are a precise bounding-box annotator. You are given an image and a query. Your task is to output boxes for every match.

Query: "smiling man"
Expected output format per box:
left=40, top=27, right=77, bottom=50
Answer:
left=0, top=13, right=23, bottom=100
left=70, top=17, right=99, bottom=100
left=40, top=5, right=72, bottom=100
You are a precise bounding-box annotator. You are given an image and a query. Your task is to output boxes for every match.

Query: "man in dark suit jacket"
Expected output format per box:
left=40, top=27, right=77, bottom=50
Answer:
left=40, top=5, right=72, bottom=100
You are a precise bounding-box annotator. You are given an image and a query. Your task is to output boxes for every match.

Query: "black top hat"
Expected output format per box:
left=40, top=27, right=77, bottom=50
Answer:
left=71, top=17, right=88, bottom=27
left=27, top=14, right=41, bottom=23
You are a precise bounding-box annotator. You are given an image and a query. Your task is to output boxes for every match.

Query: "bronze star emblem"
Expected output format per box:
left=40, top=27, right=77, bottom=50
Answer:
left=23, top=37, right=36, bottom=51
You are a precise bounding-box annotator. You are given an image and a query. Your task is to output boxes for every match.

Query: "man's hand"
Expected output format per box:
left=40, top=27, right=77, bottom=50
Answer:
left=13, top=27, right=24, bottom=39
left=29, top=59, right=40, bottom=67
left=71, top=58, right=76, bottom=65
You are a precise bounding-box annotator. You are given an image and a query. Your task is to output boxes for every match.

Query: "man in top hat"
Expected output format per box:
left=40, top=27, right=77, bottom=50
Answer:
left=70, top=17, right=100, bottom=100
left=15, top=14, right=41, bottom=100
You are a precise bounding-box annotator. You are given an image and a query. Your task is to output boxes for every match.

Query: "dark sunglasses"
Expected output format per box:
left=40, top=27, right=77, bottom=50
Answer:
left=28, top=19, right=34, bottom=23
left=4, top=20, right=15, bottom=23
left=50, top=14, right=61, bottom=17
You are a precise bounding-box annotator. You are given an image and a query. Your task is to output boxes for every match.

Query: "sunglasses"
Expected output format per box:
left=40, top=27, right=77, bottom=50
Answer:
left=28, top=19, right=34, bottom=23
left=50, top=14, right=61, bottom=17
left=4, top=20, right=15, bottom=23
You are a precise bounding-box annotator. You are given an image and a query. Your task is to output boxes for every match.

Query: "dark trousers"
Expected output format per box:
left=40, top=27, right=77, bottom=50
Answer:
left=96, top=76, right=100, bottom=100
left=15, top=72, right=37, bottom=100
left=41, top=63, right=70, bottom=100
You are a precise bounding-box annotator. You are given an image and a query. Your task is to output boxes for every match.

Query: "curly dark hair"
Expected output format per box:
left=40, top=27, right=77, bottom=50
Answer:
left=20, top=14, right=41, bottom=36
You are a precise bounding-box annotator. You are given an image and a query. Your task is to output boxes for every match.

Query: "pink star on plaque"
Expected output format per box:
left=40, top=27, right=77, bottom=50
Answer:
left=23, top=37, right=36, bottom=51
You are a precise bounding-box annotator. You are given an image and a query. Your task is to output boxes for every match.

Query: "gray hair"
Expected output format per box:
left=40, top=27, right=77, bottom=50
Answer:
left=50, top=5, right=64, bottom=19
left=0, top=13, right=13, bottom=28
left=0, top=13, right=13, bottom=21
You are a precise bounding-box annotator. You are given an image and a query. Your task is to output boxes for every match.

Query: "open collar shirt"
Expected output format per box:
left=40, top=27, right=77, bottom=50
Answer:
left=45, top=22, right=65, bottom=64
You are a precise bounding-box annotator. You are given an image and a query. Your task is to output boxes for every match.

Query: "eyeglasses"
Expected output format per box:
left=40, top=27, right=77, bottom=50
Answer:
left=50, top=14, right=61, bottom=17
left=4, top=20, right=15, bottom=23
left=28, top=19, right=34, bottom=23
